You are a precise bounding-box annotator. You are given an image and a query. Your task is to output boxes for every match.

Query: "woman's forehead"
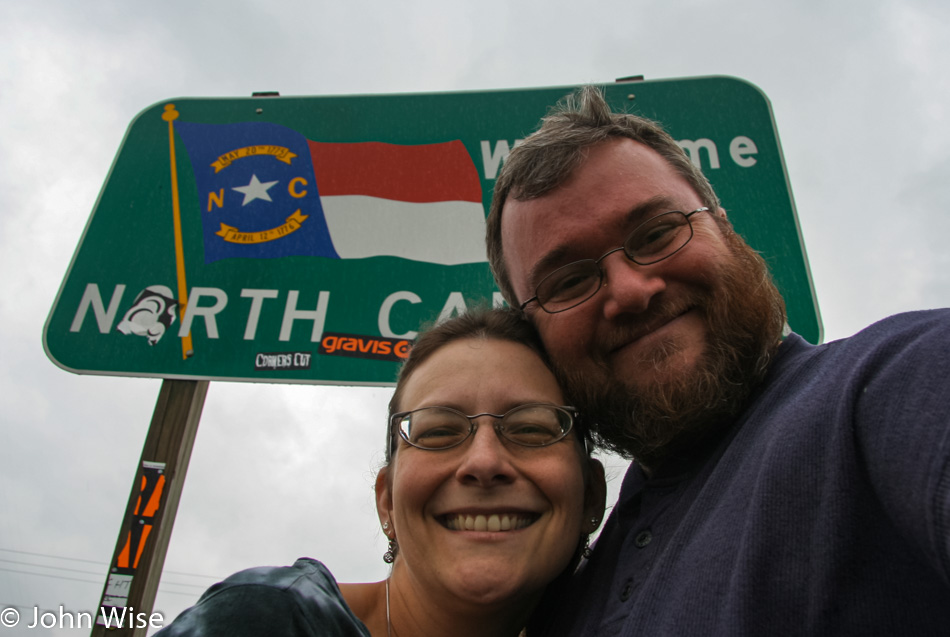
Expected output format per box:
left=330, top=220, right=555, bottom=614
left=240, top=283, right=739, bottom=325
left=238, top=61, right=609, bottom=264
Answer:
left=398, top=338, right=564, bottom=412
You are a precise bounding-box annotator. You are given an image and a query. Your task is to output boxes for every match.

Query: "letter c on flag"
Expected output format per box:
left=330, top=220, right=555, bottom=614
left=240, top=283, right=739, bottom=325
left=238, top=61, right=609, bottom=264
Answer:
left=288, top=177, right=308, bottom=199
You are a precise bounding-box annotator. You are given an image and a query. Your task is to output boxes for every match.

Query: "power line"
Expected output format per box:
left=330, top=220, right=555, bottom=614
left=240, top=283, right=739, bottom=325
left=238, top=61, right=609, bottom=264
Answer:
left=0, top=548, right=222, bottom=601
left=0, top=568, right=200, bottom=600
left=0, top=559, right=210, bottom=592
left=0, top=547, right=101, bottom=565
left=0, top=546, right=224, bottom=579
left=0, top=567, right=101, bottom=586
left=0, top=557, right=103, bottom=577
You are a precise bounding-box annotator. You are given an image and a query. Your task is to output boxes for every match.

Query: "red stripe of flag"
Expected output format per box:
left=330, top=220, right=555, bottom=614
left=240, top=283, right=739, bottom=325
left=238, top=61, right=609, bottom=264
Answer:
left=308, top=140, right=482, bottom=203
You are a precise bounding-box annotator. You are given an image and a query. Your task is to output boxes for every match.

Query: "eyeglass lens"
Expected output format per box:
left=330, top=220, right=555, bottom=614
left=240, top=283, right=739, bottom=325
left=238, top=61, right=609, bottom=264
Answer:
left=536, top=211, right=694, bottom=312
left=397, top=404, right=572, bottom=450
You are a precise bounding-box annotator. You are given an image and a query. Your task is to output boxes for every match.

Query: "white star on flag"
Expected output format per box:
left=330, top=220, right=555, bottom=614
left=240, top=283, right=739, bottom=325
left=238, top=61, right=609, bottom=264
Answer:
left=232, top=174, right=279, bottom=206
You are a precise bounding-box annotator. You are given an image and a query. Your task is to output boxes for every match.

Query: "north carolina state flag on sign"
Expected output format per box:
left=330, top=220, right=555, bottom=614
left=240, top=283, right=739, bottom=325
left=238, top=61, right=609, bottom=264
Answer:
left=175, top=120, right=486, bottom=265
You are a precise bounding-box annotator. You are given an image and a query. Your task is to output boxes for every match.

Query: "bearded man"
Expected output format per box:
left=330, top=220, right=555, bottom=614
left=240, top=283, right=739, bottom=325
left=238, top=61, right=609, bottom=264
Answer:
left=488, top=86, right=950, bottom=636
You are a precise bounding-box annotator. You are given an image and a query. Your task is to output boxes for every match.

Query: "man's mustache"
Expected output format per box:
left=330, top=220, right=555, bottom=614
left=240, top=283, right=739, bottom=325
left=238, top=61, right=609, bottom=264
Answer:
left=595, top=293, right=706, bottom=355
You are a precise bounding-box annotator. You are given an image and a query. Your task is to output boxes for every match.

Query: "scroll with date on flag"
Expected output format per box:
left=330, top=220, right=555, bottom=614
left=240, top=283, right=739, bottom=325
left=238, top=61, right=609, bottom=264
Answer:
left=174, top=120, right=486, bottom=265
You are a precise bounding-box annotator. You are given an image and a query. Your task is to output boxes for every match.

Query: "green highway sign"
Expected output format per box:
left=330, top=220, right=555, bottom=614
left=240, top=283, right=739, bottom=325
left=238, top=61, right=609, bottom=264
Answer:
left=44, top=76, right=821, bottom=386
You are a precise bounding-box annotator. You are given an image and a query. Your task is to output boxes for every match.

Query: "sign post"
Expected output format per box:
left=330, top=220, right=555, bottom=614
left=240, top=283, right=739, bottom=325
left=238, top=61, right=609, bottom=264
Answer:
left=92, top=380, right=207, bottom=636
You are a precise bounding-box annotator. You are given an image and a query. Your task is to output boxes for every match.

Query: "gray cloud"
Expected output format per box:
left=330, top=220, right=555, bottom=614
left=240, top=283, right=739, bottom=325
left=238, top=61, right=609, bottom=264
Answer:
left=2, top=0, right=949, bottom=632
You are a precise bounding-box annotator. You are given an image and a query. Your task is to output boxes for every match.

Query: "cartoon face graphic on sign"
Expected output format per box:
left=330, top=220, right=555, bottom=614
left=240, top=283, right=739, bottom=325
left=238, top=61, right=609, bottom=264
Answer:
left=116, top=285, right=179, bottom=346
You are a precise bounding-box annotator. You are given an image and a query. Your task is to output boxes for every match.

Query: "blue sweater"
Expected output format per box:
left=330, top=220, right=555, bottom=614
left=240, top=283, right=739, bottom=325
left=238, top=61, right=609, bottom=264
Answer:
left=534, top=310, right=950, bottom=636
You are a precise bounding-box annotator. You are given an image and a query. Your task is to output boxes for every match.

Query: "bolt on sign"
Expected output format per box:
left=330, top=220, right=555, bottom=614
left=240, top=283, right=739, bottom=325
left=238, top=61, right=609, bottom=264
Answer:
left=44, top=77, right=822, bottom=386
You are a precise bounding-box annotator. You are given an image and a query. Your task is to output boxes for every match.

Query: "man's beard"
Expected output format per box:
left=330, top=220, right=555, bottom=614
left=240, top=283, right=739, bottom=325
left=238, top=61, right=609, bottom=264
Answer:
left=554, top=229, right=787, bottom=470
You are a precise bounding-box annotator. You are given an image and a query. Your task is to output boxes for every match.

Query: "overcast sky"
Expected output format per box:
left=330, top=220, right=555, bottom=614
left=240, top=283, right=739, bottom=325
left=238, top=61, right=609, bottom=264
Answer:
left=2, top=0, right=949, bottom=634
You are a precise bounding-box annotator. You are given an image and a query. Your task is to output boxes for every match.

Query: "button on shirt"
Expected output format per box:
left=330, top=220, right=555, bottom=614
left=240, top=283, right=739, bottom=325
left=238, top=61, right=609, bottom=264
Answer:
left=595, top=459, right=700, bottom=634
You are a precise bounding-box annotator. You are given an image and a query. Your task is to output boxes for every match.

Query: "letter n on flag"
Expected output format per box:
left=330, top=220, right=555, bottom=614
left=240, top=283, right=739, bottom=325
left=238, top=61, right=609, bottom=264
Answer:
left=174, top=120, right=486, bottom=265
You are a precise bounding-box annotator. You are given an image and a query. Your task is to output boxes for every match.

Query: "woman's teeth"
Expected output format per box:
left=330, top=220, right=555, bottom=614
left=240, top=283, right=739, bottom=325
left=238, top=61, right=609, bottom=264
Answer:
left=442, top=513, right=535, bottom=532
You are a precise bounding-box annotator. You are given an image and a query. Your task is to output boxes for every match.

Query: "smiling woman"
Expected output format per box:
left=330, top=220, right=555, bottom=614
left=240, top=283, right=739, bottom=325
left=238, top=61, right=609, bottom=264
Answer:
left=155, top=308, right=606, bottom=637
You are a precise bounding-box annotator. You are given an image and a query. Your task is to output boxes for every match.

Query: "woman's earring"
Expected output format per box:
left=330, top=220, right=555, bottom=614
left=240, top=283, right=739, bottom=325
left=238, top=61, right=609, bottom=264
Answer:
left=581, top=518, right=599, bottom=559
left=383, top=537, right=398, bottom=564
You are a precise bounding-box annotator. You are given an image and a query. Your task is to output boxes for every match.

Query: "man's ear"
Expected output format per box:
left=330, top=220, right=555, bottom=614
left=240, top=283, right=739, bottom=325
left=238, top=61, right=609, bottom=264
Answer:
left=375, top=466, right=394, bottom=531
left=714, top=206, right=728, bottom=221
left=584, top=458, right=607, bottom=533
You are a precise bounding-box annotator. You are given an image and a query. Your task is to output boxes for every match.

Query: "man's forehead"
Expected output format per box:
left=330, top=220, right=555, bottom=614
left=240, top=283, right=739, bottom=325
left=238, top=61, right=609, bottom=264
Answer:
left=500, top=139, right=695, bottom=296
left=501, top=137, right=681, bottom=231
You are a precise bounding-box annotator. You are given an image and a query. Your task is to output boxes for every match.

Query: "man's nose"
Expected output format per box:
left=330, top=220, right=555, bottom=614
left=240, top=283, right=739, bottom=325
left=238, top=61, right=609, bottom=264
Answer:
left=598, top=251, right=667, bottom=319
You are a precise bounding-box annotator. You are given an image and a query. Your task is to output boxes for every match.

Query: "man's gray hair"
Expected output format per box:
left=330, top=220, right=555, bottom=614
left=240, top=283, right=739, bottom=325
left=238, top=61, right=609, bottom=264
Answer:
left=486, top=85, right=721, bottom=306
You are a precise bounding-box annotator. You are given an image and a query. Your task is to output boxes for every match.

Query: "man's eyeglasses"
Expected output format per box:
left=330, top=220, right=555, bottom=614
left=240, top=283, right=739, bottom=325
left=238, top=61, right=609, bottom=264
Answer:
left=520, top=207, right=711, bottom=314
left=391, top=403, right=577, bottom=452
